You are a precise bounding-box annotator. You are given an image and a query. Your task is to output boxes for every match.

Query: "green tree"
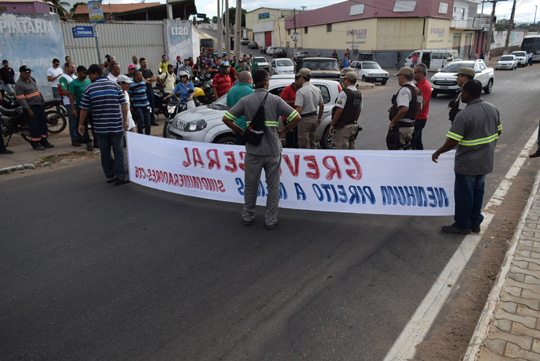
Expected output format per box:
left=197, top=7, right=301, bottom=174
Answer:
left=224, top=7, right=247, bottom=27
left=49, top=0, right=70, bottom=16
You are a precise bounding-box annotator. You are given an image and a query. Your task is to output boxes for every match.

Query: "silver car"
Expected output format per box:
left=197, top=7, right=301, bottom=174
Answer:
left=254, top=56, right=270, bottom=72
left=163, top=76, right=342, bottom=149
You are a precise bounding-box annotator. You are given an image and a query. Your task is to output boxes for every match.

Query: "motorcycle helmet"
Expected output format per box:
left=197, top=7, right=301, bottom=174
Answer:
left=178, top=70, right=189, bottom=78
left=193, top=87, right=205, bottom=98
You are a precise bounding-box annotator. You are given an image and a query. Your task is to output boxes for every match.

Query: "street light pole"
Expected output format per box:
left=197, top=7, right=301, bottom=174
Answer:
left=503, top=0, right=516, bottom=54
left=485, top=0, right=497, bottom=60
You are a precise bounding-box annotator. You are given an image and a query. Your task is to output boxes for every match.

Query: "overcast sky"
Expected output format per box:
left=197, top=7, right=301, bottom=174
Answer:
left=68, top=0, right=540, bottom=24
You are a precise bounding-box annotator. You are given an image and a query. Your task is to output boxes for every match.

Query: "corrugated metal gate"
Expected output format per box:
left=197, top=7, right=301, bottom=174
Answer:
left=61, top=21, right=165, bottom=75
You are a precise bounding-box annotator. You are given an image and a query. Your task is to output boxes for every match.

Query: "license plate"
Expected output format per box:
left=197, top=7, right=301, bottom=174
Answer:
left=376, top=78, right=382, bottom=81
left=440, top=86, right=449, bottom=89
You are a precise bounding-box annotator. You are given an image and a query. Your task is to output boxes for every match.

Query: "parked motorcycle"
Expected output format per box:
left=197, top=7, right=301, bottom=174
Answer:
left=162, top=90, right=194, bottom=138
left=1, top=105, right=30, bottom=145
left=192, top=74, right=215, bottom=105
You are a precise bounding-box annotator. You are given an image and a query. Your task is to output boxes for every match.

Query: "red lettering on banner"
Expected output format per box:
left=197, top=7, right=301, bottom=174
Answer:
left=282, top=154, right=300, bottom=177
left=206, top=149, right=221, bottom=170
left=182, top=147, right=191, bottom=167
left=192, top=148, right=204, bottom=167
left=239, top=151, right=245, bottom=171
left=224, top=151, right=238, bottom=173
left=322, top=156, right=342, bottom=180
left=344, top=156, right=362, bottom=180
left=218, top=180, right=225, bottom=192
left=304, top=155, right=320, bottom=179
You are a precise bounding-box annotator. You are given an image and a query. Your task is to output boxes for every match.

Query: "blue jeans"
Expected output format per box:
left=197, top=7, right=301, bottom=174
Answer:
left=95, top=133, right=126, bottom=180
left=133, top=107, right=151, bottom=135
left=67, top=105, right=79, bottom=142
left=146, top=89, right=155, bottom=122
left=26, top=105, right=48, bottom=146
left=411, top=118, right=427, bottom=150
left=51, top=87, right=61, bottom=112
left=454, top=173, right=486, bottom=229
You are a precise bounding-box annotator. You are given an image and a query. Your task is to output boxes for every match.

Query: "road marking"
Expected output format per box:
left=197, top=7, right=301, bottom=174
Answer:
left=383, top=129, right=538, bottom=361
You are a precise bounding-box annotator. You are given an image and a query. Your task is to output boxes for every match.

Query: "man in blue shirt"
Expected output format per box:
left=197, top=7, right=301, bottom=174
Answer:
left=163, top=70, right=195, bottom=109
left=128, top=70, right=151, bottom=135
left=226, top=71, right=253, bottom=145
left=78, top=64, right=129, bottom=185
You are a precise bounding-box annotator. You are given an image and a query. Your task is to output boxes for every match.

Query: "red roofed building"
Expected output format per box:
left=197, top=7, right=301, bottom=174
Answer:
left=73, top=1, right=196, bottom=22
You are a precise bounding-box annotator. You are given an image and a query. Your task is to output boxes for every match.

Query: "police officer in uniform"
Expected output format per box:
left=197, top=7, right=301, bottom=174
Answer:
left=329, top=71, right=362, bottom=149
left=448, top=67, right=474, bottom=123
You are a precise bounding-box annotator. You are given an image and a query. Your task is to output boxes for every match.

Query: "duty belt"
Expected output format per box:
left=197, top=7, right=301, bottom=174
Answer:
left=397, top=120, right=415, bottom=127
left=301, top=111, right=317, bottom=117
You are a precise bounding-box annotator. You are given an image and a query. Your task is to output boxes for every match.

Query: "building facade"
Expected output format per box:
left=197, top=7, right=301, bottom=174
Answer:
left=246, top=7, right=297, bottom=47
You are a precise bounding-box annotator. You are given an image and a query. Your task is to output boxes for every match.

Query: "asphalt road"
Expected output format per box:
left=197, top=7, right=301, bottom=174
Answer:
left=1, top=64, right=540, bottom=360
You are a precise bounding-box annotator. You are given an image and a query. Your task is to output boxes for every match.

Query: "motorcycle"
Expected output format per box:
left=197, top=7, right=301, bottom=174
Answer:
left=162, top=90, right=194, bottom=138
left=1, top=89, right=67, bottom=134
left=192, top=74, right=215, bottom=106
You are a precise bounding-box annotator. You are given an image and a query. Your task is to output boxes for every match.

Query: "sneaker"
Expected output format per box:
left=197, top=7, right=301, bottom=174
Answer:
left=106, top=177, right=115, bottom=183
left=265, top=222, right=278, bottom=230
left=441, top=224, right=470, bottom=235
left=72, top=140, right=81, bottom=147
left=471, top=225, right=481, bottom=233
left=33, top=144, right=45, bottom=151
left=93, top=141, right=99, bottom=148
left=151, top=121, right=159, bottom=126
left=243, top=218, right=255, bottom=226
left=86, top=143, right=93, bottom=151
left=0, top=149, right=14, bottom=154
left=530, top=151, right=540, bottom=158
left=115, top=177, right=129, bottom=185
left=41, top=140, right=54, bottom=148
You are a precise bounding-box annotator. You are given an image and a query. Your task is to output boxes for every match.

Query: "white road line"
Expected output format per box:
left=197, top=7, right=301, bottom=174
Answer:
left=383, top=128, right=538, bottom=361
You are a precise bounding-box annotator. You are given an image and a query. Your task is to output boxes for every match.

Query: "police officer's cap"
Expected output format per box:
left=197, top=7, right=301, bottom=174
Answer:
left=457, top=67, right=475, bottom=78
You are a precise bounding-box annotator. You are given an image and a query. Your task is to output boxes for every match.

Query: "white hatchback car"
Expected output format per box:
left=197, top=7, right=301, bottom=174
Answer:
left=269, top=58, right=295, bottom=75
left=350, top=60, right=389, bottom=85
left=163, top=77, right=342, bottom=149
left=511, top=51, right=528, bottom=67
left=496, top=55, right=518, bottom=70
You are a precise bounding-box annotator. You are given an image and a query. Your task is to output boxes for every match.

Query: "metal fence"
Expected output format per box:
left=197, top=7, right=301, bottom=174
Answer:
left=61, top=21, right=166, bottom=76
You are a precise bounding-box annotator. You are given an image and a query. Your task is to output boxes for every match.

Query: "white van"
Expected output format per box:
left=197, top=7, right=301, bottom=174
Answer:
left=404, top=49, right=459, bottom=70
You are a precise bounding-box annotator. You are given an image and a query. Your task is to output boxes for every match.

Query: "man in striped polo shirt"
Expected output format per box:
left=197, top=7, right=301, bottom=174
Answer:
left=212, top=63, right=233, bottom=99
left=78, top=64, right=129, bottom=185
left=222, top=70, right=301, bottom=230
left=128, top=70, right=151, bottom=135
left=432, top=80, right=502, bottom=235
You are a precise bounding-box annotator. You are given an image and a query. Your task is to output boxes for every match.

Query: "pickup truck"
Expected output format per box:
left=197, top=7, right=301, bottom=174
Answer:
left=429, top=59, right=494, bottom=97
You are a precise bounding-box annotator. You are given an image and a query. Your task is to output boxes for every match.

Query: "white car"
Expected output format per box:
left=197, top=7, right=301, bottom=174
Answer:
left=429, top=59, right=495, bottom=97
left=511, top=51, right=528, bottom=67
left=254, top=56, right=270, bottom=72
left=266, top=47, right=277, bottom=56
left=163, top=77, right=342, bottom=149
left=270, top=58, right=295, bottom=75
left=350, top=61, right=389, bottom=85
left=496, top=55, right=518, bottom=70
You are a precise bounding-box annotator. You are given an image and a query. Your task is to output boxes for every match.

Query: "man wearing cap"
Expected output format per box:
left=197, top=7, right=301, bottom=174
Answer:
left=126, top=64, right=136, bottom=79
left=59, top=62, right=78, bottom=147
left=117, top=75, right=136, bottom=132
left=329, top=71, right=362, bottom=150
left=78, top=64, right=129, bottom=185
left=448, top=67, right=474, bottom=123
left=388, top=67, right=421, bottom=150
left=411, top=63, right=432, bottom=150
left=68, top=65, right=94, bottom=151
left=432, top=79, right=502, bottom=235
left=295, top=68, right=324, bottom=149
left=212, top=63, right=233, bottom=98
left=15, top=65, right=54, bottom=150
left=174, top=55, right=182, bottom=75
left=128, top=70, right=152, bottom=135
left=222, top=70, right=301, bottom=230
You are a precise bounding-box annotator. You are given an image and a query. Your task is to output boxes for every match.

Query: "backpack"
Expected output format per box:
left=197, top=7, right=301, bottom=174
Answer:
left=244, top=92, right=269, bottom=146
left=388, top=84, right=421, bottom=121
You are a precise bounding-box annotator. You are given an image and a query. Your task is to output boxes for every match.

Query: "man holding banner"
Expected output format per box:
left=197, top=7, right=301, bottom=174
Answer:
left=222, top=70, right=301, bottom=230
left=432, top=80, right=502, bottom=235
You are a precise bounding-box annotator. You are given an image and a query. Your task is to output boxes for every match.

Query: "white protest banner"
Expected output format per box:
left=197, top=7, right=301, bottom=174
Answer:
left=126, top=132, right=455, bottom=216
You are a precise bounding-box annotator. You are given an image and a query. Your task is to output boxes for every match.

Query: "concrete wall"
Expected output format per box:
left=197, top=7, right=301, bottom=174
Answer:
left=0, top=1, right=51, bottom=14
left=246, top=8, right=294, bottom=30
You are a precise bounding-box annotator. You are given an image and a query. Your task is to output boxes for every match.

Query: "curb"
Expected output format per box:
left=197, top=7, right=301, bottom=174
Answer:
left=0, top=163, right=36, bottom=175
left=463, top=164, right=540, bottom=360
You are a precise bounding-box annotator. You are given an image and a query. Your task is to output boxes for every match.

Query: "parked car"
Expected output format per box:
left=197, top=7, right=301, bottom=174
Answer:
left=300, top=57, right=340, bottom=80
left=266, top=46, right=277, bottom=56
left=511, top=51, right=528, bottom=66
left=429, top=59, right=494, bottom=97
left=254, top=56, right=270, bottom=72
left=294, top=51, right=311, bottom=63
left=163, top=77, right=342, bottom=149
left=496, top=55, right=518, bottom=70
left=404, top=49, right=459, bottom=71
left=270, top=58, right=295, bottom=75
left=273, top=48, right=288, bottom=58
left=350, top=61, right=389, bottom=85
left=240, top=38, right=249, bottom=45
left=247, top=41, right=258, bottom=49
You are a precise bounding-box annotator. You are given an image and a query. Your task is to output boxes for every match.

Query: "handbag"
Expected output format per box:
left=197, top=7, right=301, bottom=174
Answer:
left=244, top=92, right=269, bottom=146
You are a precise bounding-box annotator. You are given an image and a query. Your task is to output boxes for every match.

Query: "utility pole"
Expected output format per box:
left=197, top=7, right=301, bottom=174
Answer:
left=234, top=0, right=241, bottom=58
left=225, top=0, right=230, bottom=57
left=504, top=0, right=516, bottom=54
left=217, top=0, right=223, bottom=54
left=293, top=8, right=297, bottom=53
left=485, top=0, right=497, bottom=60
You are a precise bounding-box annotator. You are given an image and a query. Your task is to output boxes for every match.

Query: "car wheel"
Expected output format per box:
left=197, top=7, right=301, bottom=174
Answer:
left=362, top=75, right=366, bottom=82
left=484, top=79, right=493, bottom=94
left=320, top=126, right=336, bottom=149
left=381, top=80, right=387, bottom=85
left=163, top=121, right=170, bottom=138
left=431, top=90, right=438, bottom=98
left=214, top=134, right=237, bottom=145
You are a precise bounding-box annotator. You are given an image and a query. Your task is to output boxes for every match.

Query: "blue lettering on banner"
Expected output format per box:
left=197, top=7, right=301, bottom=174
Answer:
left=236, top=177, right=244, bottom=195
left=381, top=186, right=449, bottom=208
left=235, top=177, right=287, bottom=199
left=295, top=183, right=306, bottom=201
left=313, top=184, right=375, bottom=204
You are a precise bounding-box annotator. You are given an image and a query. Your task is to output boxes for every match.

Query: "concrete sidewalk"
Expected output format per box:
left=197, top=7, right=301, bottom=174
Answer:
left=465, top=168, right=540, bottom=360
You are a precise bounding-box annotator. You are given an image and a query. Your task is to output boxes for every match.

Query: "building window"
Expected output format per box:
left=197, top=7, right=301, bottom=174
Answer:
left=393, top=1, right=416, bottom=12
left=454, top=7, right=465, bottom=20
left=438, top=3, right=448, bottom=14
left=304, top=27, right=308, bottom=34
left=288, top=29, right=291, bottom=35
left=327, top=24, right=332, bottom=32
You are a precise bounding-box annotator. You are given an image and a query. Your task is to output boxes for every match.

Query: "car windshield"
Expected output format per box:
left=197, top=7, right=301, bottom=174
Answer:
left=362, top=62, right=381, bottom=70
left=254, top=57, right=267, bottom=63
left=276, top=59, right=293, bottom=67
left=209, top=94, right=228, bottom=110
left=512, top=51, right=526, bottom=56
left=302, top=59, right=339, bottom=71
left=440, top=62, right=475, bottom=73
left=500, top=56, right=514, bottom=61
